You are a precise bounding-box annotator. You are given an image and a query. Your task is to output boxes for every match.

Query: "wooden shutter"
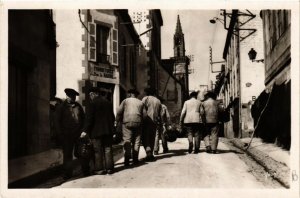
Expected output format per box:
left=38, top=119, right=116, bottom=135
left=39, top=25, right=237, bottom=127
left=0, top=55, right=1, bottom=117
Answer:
left=111, top=27, right=118, bottom=66
left=88, top=22, right=97, bottom=62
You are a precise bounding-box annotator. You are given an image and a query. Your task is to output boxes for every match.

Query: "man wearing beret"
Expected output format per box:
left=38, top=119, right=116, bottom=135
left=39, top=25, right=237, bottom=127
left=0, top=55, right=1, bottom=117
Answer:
left=55, top=88, right=85, bottom=180
left=142, top=88, right=162, bottom=161
left=116, top=88, right=146, bottom=166
left=81, top=87, right=115, bottom=175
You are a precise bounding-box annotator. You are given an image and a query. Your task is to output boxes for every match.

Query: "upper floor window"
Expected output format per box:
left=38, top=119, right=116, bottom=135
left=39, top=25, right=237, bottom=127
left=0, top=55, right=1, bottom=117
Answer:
left=88, top=21, right=118, bottom=66
left=96, top=25, right=110, bottom=64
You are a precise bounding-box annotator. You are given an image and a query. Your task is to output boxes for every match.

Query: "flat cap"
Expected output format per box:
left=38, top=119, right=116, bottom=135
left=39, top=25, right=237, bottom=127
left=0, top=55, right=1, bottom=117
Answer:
left=64, top=88, right=79, bottom=97
left=205, top=91, right=217, bottom=99
left=189, top=91, right=199, bottom=98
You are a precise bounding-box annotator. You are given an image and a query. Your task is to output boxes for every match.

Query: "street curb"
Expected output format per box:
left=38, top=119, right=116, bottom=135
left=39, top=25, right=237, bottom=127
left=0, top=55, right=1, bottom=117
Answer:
left=230, top=138, right=290, bottom=188
left=8, top=144, right=123, bottom=188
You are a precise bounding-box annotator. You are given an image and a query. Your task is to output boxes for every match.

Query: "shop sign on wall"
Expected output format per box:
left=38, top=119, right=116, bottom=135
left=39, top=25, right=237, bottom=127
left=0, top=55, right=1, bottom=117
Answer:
left=90, top=62, right=116, bottom=79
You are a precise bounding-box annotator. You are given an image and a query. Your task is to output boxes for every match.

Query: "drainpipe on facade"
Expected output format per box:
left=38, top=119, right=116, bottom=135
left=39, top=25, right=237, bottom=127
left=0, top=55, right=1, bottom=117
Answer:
left=236, top=13, right=243, bottom=139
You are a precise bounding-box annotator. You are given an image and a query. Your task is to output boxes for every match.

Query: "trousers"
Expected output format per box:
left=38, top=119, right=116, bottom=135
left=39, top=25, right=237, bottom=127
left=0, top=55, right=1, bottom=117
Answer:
left=154, top=125, right=168, bottom=152
left=142, top=117, right=157, bottom=157
left=91, top=135, right=114, bottom=171
left=62, top=135, right=77, bottom=177
left=203, top=123, right=219, bottom=150
left=184, top=123, right=203, bottom=152
left=122, top=122, right=142, bottom=162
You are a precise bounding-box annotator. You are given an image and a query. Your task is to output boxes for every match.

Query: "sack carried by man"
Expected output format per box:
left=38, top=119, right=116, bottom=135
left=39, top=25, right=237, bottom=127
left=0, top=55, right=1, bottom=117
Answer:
left=164, top=128, right=178, bottom=142
left=74, top=136, right=94, bottom=159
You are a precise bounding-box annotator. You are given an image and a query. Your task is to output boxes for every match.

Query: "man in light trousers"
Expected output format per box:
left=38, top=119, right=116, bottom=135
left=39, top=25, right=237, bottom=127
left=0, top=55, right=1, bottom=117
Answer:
left=179, top=91, right=204, bottom=154
left=116, top=89, right=146, bottom=166
left=201, top=91, right=222, bottom=154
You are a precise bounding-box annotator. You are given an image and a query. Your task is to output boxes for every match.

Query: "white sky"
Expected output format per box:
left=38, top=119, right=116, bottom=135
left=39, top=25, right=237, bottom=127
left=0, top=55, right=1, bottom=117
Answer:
left=160, top=10, right=227, bottom=90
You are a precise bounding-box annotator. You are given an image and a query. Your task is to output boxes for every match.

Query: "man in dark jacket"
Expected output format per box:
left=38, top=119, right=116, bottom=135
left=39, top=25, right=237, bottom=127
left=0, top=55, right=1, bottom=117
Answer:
left=81, top=87, right=115, bottom=175
left=201, top=91, right=222, bottom=154
left=55, top=88, right=85, bottom=179
left=116, top=89, right=146, bottom=166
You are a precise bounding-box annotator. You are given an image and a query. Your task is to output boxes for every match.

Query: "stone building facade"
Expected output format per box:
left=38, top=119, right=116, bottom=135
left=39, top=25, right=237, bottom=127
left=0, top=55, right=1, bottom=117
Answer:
left=253, top=10, right=291, bottom=149
left=8, top=10, right=56, bottom=158
left=215, top=10, right=265, bottom=138
left=55, top=10, right=120, bottom=114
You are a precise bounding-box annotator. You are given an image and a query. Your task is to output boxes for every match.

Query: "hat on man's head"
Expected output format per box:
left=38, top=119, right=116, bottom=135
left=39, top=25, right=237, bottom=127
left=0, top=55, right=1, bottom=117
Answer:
left=189, top=91, right=199, bottom=98
left=88, top=87, right=100, bottom=94
left=205, top=91, right=217, bottom=99
left=127, top=88, right=140, bottom=95
left=64, top=88, right=79, bottom=97
left=144, top=87, right=156, bottom=95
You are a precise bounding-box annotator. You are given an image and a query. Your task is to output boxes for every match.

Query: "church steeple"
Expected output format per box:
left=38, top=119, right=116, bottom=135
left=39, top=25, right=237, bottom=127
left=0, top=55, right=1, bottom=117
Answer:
left=175, top=15, right=183, bottom=35
left=174, top=15, right=185, bottom=57
left=172, top=14, right=189, bottom=101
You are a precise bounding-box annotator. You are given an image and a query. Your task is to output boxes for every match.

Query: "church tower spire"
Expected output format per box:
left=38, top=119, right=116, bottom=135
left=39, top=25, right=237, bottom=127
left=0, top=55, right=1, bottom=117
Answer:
left=172, top=14, right=189, bottom=101
left=174, top=15, right=185, bottom=57
left=175, top=15, right=183, bottom=35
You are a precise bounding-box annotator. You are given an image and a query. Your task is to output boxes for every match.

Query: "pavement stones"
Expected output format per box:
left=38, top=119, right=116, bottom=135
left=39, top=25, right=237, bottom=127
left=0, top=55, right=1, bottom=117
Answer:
left=231, top=138, right=290, bottom=188
left=8, top=144, right=123, bottom=188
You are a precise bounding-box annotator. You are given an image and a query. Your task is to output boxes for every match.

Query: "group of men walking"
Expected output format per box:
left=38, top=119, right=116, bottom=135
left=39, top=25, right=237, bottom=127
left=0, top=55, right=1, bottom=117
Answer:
left=55, top=86, right=222, bottom=180
left=55, top=87, right=172, bottom=179
left=115, top=87, right=170, bottom=165
left=179, top=90, right=222, bottom=154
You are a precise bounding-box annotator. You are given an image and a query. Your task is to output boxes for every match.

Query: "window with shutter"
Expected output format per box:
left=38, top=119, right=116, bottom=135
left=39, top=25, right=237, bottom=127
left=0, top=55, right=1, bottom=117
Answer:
left=111, top=28, right=118, bottom=66
left=88, top=22, right=97, bottom=62
left=96, top=24, right=110, bottom=64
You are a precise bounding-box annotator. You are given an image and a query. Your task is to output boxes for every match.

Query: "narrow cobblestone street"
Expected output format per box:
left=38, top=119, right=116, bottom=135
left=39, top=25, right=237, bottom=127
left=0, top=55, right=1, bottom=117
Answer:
left=3, top=7, right=297, bottom=198
left=55, top=138, right=283, bottom=188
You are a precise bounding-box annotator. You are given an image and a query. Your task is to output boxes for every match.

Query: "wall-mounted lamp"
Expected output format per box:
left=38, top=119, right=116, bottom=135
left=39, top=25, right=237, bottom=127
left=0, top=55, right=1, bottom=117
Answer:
left=248, top=48, right=264, bottom=63
left=209, top=17, right=224, bottom=25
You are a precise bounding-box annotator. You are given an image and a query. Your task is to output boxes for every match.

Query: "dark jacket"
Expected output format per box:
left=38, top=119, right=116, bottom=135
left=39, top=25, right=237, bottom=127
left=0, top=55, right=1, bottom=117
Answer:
left=55, top=100, right=84, bottom=137
left=83, top=96, right=115, bottom=138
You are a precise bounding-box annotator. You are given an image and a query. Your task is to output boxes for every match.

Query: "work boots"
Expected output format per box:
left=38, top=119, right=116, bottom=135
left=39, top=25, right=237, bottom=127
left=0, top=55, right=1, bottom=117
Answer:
left=124, top=156, right=130, bottom=167
left=206, top=146, right=212, bottom=153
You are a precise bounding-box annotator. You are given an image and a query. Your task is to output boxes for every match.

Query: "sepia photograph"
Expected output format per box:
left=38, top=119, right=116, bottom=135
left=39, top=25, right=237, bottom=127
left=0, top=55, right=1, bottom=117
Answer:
left=0, top=1, right=299, bottom=198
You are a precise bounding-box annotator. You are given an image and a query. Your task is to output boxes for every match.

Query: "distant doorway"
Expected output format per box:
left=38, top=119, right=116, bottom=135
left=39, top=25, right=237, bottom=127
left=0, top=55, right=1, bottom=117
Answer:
left=96, top=82, right=115, bottom=104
